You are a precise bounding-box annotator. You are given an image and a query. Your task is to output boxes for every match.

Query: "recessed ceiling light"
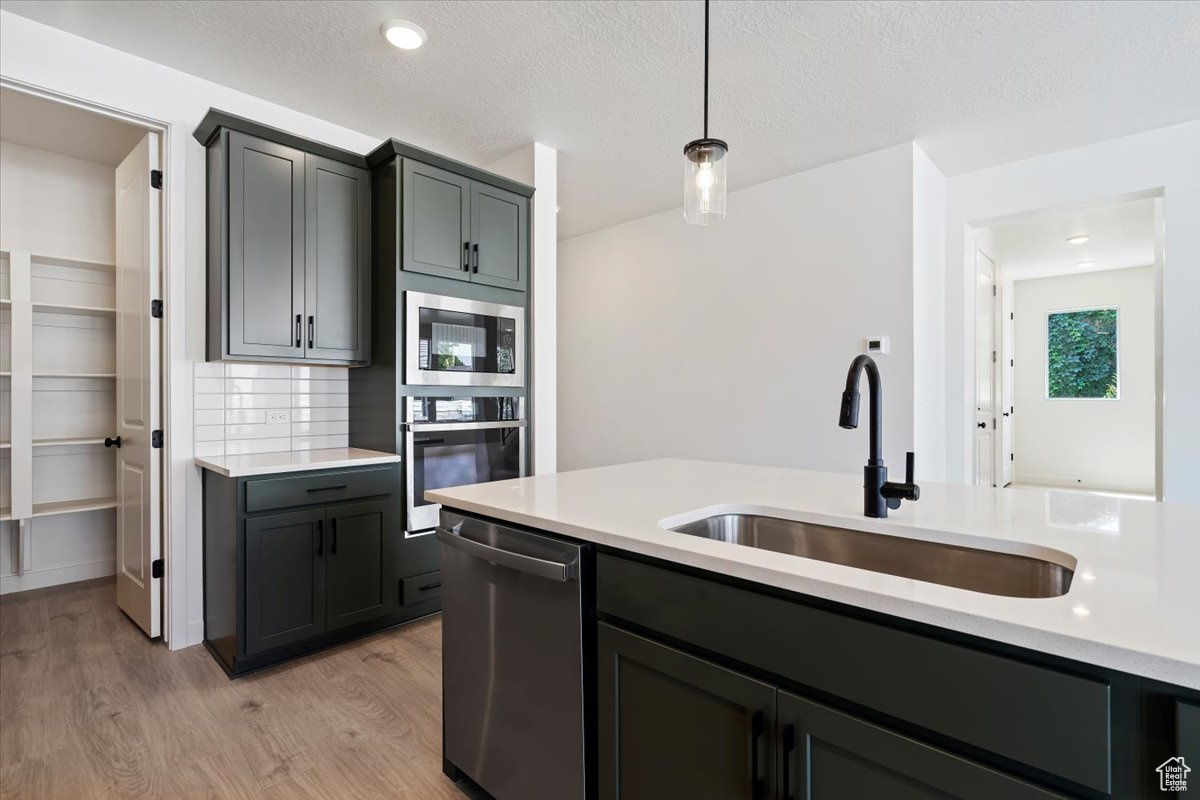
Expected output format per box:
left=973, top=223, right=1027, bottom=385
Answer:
left=381, top=19, right=427, bottom=50
left=1066, top=234, right=1090, bottom=245
left=1076, top=260, right=1096, bottom=269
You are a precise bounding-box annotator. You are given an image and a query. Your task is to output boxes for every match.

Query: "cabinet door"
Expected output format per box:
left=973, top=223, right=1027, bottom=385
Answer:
left=470, top=182, right=528, bottom=291
left=777, top=691, right=1070, bottom=800
left=402, top=159, right=471, bottom=280
left=244, top=508, right=326, bottom=655
left=326, top=499, right=398, bottom=631
left=227, top=131, right=305, bottom=358
left=598, top=623, right=775, bottom=800
left=304, top=155, right=371, bottom=362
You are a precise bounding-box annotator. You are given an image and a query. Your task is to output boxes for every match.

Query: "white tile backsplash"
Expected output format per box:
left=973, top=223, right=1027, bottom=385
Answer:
left=194, top=363, right=351, bottom=456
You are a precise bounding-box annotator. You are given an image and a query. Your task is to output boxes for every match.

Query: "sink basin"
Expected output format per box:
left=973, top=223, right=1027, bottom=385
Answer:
left=669, top=514, right=1073, bottom=598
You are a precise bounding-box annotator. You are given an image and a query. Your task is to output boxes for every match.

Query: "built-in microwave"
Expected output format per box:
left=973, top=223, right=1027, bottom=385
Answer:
left=404, top=396, right=525, bottom=533
left=405, top=291, right=525, bottom=387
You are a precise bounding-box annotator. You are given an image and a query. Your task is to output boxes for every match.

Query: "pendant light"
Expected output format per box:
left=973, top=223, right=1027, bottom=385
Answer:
left=683, top=0, right=728, bottom=225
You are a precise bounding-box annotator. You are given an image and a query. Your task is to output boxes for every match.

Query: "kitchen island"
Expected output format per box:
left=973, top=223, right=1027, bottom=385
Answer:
left=429, top=458, right=1200, bottom=800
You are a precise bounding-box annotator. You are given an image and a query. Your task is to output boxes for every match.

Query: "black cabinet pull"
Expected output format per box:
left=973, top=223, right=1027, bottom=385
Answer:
left=472, top=243, right=479, bottom=273
left=317, top=519, right=323, bottom=556
left=417, top=581, right=441, bottom=592
left=104, top=436, right=122, bottom=448
left=330, top=518, right=337, bottom=555
left=295, top=314, right=301, bottom=348
left=305, top=484, right=348, bottom=493
left=463, top=241, right=470, bottom=271
left=750, top=710, right=765, bottom=800
left=307, top=315, right=314, bottom=349
left=781, top=724, right=796, bottom=800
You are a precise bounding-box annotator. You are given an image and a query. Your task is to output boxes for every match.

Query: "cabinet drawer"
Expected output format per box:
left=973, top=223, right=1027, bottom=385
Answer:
left=598, top=553, right=1112, bottom=795
left=245, top=467, right=394, bottom=513
left=400, top=570, right=442, bottom=606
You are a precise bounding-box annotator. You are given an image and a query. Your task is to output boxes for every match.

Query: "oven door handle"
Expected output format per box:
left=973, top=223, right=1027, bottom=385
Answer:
left=436, top=526, right=577, bottom=582
left=407, top=420, right=526, bottom=432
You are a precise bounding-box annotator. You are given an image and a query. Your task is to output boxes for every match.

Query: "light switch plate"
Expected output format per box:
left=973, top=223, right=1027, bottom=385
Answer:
left=267, top=410, right=290, bottom=424
left=865, top=336, right=890, bottom=355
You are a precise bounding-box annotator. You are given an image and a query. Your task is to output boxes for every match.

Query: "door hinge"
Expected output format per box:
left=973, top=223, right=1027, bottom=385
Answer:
left=151, top=559, right=164, bottom=579
left=1010, top=312, right=1014, bottom=320
left=150, top=169, right=163, bottom=190
left=151, top=299, right=163, bottom=318
left=1010, top=358, right=1013, bottom=367
left=1011, top=453, right=1014, bottom=461
left=992, top=285, right=997, bottom=297
left=992, top=350, right=996, bottom=363
left=151, top=429, right=163, bottom=448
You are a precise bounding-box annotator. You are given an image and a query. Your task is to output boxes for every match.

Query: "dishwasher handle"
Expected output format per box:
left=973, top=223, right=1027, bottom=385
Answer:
left=436, top=525, right=578, bottom=582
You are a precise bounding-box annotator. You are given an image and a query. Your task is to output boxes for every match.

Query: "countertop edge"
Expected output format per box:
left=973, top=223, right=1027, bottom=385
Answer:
left=195, top=449, right=402, bottom=478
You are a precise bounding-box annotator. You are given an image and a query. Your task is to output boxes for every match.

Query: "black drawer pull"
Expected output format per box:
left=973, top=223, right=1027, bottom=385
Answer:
left=305, top=484, right=348, bottom=493
left=316, top=519, right=323, bottom=556
left=417, top=581, right=441, bottom=592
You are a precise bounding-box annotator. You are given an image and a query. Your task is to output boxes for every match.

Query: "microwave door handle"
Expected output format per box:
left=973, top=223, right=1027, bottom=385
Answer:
left=436, top=526, right=577, bottom=582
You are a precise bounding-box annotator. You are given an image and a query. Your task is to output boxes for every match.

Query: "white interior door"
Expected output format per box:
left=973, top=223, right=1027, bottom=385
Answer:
left=999, top=282, right=1014, bottom=486
left=975, top=249, right=996, bottom=486
left=114, top=132, right=162, bottom=637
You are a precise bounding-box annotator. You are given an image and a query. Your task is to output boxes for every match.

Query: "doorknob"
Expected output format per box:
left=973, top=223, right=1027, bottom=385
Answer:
left=976, top=422, right=986, bottom=429
left=104, top=436, right=122, bottom=448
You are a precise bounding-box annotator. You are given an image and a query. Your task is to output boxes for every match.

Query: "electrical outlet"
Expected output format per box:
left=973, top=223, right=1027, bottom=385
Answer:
left=864, top=336, right=890, bottom=355
left=267, top=410, right=290, bottom=424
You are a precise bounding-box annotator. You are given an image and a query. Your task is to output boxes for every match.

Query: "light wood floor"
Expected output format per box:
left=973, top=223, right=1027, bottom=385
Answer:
left=0, top=578, right=477, bottom=800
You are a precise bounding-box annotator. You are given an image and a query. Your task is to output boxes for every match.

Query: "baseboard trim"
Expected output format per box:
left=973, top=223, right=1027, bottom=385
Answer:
left=0, top=559, right=117, bottom=595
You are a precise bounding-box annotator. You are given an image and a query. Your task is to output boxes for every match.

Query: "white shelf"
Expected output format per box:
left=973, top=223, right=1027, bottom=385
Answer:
left=31, top=302, right=115, bottom=317
left=0, top=441, right=9, bottom=449
left=15, top=497, right=118, bottom=520
left=32, top=437, right=108, bottom=448
left=0, top=249, right=114, bottom=273
left=32, top=372, right=116, bottom=379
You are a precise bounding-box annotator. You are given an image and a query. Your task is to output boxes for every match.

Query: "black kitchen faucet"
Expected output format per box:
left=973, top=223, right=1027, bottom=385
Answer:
left=838, top=354, right=920, bottom=518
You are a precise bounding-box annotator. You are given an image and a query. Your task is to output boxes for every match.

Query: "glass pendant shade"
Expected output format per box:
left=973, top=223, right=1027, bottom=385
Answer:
left=683, top=138, right=728, bottom=224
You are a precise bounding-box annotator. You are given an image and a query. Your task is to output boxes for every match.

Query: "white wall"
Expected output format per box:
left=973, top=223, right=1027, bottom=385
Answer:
left=1012, top=267, right=1155, bottom=493
left=559, top=143, right=940, bottom=477
left=945, top=121, right=1200, bottom=503
left=912, top=146, right=948, bottom=481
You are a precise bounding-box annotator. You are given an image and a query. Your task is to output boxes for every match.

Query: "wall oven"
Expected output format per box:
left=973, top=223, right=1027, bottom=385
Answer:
left=404, top=396, right=525, bottom=533
left=405, top=291, right=525, bottom=387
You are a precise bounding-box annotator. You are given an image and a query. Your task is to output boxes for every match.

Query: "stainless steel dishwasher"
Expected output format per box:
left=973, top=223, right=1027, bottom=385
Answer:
left=437, top=509, right=589, bottom=800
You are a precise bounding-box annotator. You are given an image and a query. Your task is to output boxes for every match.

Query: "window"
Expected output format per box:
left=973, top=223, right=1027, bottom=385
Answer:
left=1046, top=307, right=1119, bottom=399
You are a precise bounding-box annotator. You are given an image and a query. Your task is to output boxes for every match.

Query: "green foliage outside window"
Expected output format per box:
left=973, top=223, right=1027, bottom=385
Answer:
left=1047, top=308, right=1118, bottom=399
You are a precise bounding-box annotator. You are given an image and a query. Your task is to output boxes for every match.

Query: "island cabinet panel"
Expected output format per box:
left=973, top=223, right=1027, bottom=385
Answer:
left=244, top=508, right=326, bottom=655
left=777, top=691, right=1070, bottom=800
left=598, top=624, right=775, bottom=800
left=597, top=553, right=1113, bottom=796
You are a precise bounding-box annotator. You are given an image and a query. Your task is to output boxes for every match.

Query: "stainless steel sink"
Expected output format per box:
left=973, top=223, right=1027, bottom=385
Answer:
left=669, top=514, right=1073, bottom=598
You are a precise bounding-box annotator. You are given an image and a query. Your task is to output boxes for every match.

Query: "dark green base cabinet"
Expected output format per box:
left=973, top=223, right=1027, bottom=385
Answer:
left=204, top=463, right=438, bottom=676
left=596, top=552, right=1200, bottom=800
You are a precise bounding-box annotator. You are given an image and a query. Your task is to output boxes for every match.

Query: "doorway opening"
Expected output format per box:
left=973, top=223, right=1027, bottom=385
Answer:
left=0, top=86, right=166, bottom=637
left=969, top=194, right=1161, bottom=499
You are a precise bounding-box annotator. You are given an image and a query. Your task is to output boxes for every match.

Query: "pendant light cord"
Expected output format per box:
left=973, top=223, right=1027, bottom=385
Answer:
left=703, top=0, right=710, bottom=138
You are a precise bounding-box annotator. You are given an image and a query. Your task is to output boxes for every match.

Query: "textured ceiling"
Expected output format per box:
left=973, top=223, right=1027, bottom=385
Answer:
left=3, top=1, right=1197, bottom=238
left=0, top=88, right=147, bottom=165
left=990, top=196, right=1156, bottom=282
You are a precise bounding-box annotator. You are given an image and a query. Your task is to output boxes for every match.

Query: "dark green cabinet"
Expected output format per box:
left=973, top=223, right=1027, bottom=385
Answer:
left=244, top=508, right=326, bottom=655
left=777, top=691, right=1069, bottom=800
left=598, top=623, right=775, bottom=800
left=326, top=499, right=398, bottom=630
left=202, top=117, right=371, bottom=365
left=401, top=158, right=528, bottom=291
left=202, top=464, right=414, bottom=677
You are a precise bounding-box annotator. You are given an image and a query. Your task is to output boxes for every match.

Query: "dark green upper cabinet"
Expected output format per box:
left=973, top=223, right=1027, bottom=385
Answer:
left=305, top=155, right=371, bottom=362
left=225, top=131, right=305, bottom=360
left=401, top=158, right=529, bottom=292
left=471, top=182, right=528, bottom=290
left=402, top=159, right=471, bottom=279
left=325, top=499, right=398, bottom=630
left=201, top=114, right=371, bottom=365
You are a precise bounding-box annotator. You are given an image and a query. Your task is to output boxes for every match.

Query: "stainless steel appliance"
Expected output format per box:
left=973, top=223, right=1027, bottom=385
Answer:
left=438, top=510, right=588, bottom=800
left=404, top=396, right=525, bottom=533
left=405, top=291, right=525, bottom=387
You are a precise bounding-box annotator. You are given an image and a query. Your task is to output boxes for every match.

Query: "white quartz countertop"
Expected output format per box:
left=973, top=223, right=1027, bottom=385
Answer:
left=427, top=458, right=1200, bottom=689
left=195, top=447, right=401, bottom=477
